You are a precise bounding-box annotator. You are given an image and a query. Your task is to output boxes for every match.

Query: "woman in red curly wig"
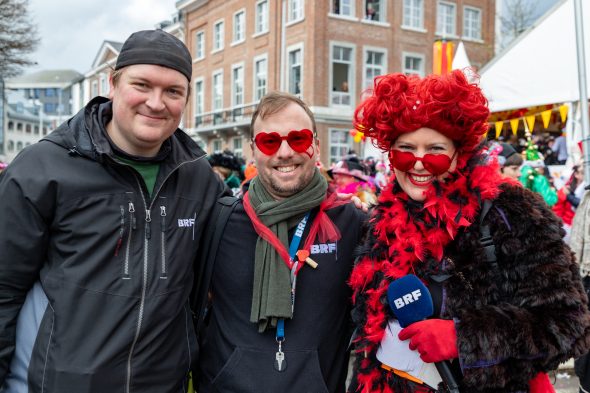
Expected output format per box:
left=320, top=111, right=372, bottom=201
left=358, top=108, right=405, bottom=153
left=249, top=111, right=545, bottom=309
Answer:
left=349, top=70, right=590, bottom=393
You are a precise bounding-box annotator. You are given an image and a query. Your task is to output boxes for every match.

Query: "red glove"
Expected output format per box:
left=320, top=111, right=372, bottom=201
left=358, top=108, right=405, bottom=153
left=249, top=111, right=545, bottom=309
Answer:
left=528, top=372, right=555, bottom=393
left=398, top=319, right=458, bottom=363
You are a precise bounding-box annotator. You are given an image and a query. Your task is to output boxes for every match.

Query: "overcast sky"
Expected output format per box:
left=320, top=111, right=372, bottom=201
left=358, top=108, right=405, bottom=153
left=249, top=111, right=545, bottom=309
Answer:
left=28, top=0, right=177, bottom=74
left=26, top=0, right=561, bottom=76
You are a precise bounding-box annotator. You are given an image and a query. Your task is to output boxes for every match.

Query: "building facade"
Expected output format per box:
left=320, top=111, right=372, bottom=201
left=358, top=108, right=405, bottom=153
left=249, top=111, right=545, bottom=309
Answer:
left=177, top=0, right=496, bottom=164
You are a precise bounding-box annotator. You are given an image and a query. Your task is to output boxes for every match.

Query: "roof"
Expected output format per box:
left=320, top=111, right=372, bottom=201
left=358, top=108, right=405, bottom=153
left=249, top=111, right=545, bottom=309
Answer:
left=6, top=70, right=84, bottom=88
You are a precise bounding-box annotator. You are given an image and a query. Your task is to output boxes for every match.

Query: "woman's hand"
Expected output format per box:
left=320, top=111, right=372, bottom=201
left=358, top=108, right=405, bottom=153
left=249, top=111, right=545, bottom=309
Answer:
left=337, top=193, right=369, bottom=212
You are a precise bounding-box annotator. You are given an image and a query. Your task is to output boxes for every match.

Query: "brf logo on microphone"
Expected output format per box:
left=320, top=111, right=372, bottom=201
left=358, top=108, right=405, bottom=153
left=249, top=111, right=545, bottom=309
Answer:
left=392, top=289, right=422, bottom=309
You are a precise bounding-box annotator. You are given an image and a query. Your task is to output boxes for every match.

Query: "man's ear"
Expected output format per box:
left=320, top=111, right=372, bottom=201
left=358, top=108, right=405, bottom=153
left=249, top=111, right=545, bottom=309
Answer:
left=315, top=137, right=321, bottom=162
left=108, top=73, right=116, bottom=100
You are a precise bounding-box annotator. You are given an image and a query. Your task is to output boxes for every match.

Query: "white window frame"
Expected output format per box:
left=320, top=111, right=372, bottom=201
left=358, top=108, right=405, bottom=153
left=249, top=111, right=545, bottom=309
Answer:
left=233, top=137, right=243, bottom=158
left=363, top=0, right=387, bottom=23
left=329, top=128, right=353, bottom=164
left=231, top=62, right=245, bottom=110
left=212, top=139, right=223, bottom=153
left=331, top=0, right=354, bottom=17
left=402, top=0, right=424, bottom=31
left=286, top=42, right=304, bottom=97
left=402, top=52, right=425, bottom=77
left=254, top=0, right=269, bottom=35
left=100, top=74, right=107, bottom=96
left=363, top=46, right=387, bottom=90
left=195, top=30, right=205, bottom=60
left=287, top=0, right=304, bottom=24
left=194, top=77, right=204, bottom=126
left=213, top=19, right=225, bottom=52
left=212, top=69, right=224, bottom=112
left=329, top=41, right=355, bottom=107
left=436, top=1, right=457, bottom=37
left=91, top=80, right=98, bottom=97
left=253, top=53, right=268, bottom=101
left=463, top=5, right=482, bottom=41
left=232, top=9, right=246, bottom=45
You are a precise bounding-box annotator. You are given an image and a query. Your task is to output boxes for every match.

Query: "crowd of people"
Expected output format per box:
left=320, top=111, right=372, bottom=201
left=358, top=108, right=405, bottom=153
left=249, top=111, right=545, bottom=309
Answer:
left=1, top=29, right=590, bottom=393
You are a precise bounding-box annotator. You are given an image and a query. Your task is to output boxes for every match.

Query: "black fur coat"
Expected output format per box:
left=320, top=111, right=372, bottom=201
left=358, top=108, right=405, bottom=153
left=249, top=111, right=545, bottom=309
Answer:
left=351, top=182, right=590, bottom=392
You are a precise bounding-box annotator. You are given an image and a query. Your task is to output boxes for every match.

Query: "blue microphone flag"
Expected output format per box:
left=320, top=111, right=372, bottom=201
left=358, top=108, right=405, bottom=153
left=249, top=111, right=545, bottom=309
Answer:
left=387, top=274, right=434, bottom=328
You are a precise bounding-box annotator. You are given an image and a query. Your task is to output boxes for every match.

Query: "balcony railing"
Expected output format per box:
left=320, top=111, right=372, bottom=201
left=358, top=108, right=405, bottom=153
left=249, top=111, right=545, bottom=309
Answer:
left=193, top=102, right=258, bottom=132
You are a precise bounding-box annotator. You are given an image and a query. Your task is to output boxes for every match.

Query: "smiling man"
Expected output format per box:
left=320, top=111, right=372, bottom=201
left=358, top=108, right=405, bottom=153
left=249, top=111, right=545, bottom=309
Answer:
left=196, top=92, right=367, bottom=393
left=0, top=30, right=224, bottom=393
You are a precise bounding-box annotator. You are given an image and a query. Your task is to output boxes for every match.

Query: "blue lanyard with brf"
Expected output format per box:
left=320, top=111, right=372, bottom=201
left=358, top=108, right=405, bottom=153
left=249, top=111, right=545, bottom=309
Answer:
left=274, top=211, right=310, bottom=372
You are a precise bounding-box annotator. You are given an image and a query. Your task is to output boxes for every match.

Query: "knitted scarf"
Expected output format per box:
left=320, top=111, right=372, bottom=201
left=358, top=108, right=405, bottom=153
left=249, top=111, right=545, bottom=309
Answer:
left=245, top=169, right=343, bottom=332
left=349, top=154, right=505, bottom=392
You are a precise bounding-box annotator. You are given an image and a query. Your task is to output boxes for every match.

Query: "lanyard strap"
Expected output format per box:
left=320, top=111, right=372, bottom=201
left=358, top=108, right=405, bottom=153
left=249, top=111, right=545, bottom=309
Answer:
left=277, top=212, right=310, bottom=342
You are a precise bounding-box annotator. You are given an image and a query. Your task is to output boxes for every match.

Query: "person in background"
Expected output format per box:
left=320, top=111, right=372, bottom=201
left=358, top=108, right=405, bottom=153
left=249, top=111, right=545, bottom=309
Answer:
left=196, top=92, right=367, bottom=393
left=520, top=138, right=558, bottom=207
left=329, top=155, right=378, bottom=205
left=552, top=133, right=568, bottom=165
left=553, top=163, right=585, bottom=242
left=209, top=149, right=244, bottom=193
left=496, top=141, right=523, bottom=180
left=0, top=30, right=225, bottom=392
left=349, top=70, right=590, bottom=392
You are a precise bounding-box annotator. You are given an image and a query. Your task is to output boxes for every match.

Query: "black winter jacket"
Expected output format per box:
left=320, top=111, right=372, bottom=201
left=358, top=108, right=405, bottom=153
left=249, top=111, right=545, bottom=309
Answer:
left=0, top=97, right=225, bottom=393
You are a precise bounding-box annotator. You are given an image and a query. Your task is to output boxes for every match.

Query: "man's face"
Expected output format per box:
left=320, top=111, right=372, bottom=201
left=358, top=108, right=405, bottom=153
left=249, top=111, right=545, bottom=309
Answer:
left=107, top=64, right=188, bottom=157
left=251, top=102, right=319, bottom=200
left=502, top=165, right=521, bottom=180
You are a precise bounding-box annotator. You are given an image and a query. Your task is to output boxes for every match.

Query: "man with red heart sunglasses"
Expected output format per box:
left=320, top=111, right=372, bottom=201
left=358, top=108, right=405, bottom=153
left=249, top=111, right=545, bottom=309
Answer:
left=195, top=92, right=367, bottom=393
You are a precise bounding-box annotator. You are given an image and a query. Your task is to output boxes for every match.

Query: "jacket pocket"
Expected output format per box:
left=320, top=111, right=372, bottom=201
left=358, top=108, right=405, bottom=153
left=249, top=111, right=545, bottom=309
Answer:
left=211, top=347, right=329, bottom=393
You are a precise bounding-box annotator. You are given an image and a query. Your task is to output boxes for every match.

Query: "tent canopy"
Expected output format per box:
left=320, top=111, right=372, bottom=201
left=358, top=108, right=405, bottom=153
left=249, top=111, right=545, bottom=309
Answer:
left=480, top=0, right=590, bottom=112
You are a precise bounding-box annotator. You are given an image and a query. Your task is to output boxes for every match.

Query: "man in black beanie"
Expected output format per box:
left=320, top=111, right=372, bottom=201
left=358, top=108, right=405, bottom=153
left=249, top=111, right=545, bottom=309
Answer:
left=0, top=29, right=225, bottom=393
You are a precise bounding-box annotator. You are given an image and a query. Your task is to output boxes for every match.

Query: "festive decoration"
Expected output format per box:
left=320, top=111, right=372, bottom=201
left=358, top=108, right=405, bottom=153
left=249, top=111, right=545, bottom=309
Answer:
left=350, top=127, right=366, bottom=143
left=541, top=109, right=552, bottom=128
left=559, top=104, right=569, bottom=122
left=433, top=39, right=453, bottom=75
left=495, top=121, right=503, bottom=139
left=510, top=118, right=520, bottom=135
left=525, top=115, right=536, bottom=132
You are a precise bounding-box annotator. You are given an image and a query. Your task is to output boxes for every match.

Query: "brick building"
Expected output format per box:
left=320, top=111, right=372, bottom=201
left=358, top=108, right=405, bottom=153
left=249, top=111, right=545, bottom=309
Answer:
left=177, top=0, right=496, bottom=164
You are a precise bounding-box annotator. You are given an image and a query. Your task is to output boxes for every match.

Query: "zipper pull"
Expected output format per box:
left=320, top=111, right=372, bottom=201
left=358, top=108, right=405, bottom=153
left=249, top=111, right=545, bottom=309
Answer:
left=160, top=206, right=166, bottom=232
left=129, top=202, right=136, bottom=230
left=145, top=209, right=151, bottom=239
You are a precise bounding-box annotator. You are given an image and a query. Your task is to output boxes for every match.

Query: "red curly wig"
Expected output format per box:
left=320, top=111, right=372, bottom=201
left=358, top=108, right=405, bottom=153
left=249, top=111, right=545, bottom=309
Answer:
left=354, top=70, right=490, bottom=154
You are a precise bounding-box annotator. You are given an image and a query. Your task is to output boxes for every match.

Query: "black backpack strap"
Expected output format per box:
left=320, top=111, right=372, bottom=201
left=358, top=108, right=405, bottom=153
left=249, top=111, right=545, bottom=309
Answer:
left=191, top=195, right=240, bottom=336
left=479, top=199, right=497, bottom=268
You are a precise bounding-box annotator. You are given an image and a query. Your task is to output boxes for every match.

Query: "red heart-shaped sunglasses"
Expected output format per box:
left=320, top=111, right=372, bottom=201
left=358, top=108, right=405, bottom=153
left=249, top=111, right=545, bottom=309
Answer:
left=253, top=129, right=314, bottom=156
left=388, top=149, right=457, bottom=176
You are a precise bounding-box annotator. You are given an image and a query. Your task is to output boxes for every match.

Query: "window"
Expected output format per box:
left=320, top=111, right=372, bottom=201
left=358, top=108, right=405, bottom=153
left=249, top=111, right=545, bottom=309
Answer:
left=45, top=88, right=55, bottom=97
left=288, top=46, right=302, bottom=95
left=213, top=20, right=225, bottom=51
left=254, top=55, right=268, bottom=101
left=233, top=137, right=243, bottom=158
left=16, top=123, right=22, bottom=131
left=402, top=53, right=425, bottom=76
left=100, top=74, right=107, bottom=96
left=34, top=125, right=39, bottom=135
left=212, top=139, right=223, bottom=153
left=255, top=0, right=269, bottom=34
left=194, top=79, right=204, bottom=126
left=329, top=129, right=352, bottom=164
left=195, top=31, right=205, bottom=60
left=403, top=0, right=423, bottom=29
left=91, top=81, right=98, bottom=97
left=331, top=44, right=354, bottom=106
left=437, top=1, right=456, bottom=37
left=288, top=0, right=303, bottom=22
left=364, top=49, right=386, bottom=89
left=16, top=141, right=23, bottom=151
left=463, top=6, right=481, bottom=40
left=232, top=64, right=244, bottom=117
left=44, top=102, right=56, bottom=113
left=364, top=0, right=384, bottom=22
left=7, top=121, right=13, bottom=130
left=212, top=71, right=224, bottom=124
left=43, top=126, right=49, bottom=136
left=25, top=124, right=31, bottom=133
left=233, top=10, right=245, bottom=43
left=8, top=140, right=14, bottom=152
left=332, top=0, right=353, bottom=16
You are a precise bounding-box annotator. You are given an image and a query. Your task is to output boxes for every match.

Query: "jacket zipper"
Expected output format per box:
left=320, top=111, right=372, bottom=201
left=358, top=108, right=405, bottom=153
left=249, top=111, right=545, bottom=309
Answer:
left=114, top=206, right=125, bottom=257
left=124, top=155, right=206, bottom=393
left=123, top=201, right=135, bottom=280
left=160, top=205, right=167, bottom=280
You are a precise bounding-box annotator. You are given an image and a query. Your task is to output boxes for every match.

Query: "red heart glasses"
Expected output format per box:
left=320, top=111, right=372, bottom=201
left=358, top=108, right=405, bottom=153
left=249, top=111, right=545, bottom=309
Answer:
left=253, top=129, right=314, bottom=156
left=388, top=149, right=457, bottom=176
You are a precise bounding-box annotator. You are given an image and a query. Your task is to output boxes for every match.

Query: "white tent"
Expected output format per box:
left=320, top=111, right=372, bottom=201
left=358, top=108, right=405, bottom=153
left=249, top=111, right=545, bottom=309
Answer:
left=479, top=0, right=589, bottom=113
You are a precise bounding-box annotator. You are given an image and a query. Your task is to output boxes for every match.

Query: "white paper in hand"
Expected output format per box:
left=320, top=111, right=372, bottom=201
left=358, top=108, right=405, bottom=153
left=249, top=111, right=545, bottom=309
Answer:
left=376, top=319, right=442, bottom=389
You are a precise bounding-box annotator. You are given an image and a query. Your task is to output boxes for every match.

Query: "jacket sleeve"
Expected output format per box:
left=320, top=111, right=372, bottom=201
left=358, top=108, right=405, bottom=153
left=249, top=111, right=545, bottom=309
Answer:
left=453, top=187, right=590, bottom=388
left=0, top=156, right=53, bottom=385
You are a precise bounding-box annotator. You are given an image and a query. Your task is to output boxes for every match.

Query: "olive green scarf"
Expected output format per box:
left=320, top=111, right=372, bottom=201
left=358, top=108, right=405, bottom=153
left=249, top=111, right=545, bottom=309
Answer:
left=248, top=169, right=328, bottom=332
